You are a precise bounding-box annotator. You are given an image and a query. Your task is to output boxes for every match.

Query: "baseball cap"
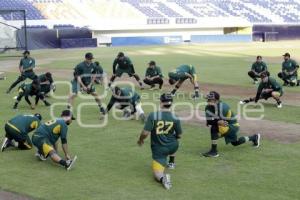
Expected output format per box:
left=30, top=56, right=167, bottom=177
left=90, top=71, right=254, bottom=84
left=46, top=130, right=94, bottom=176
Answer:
left=160, top=93, right=173, bottom=105
left=206, top=91, right=220, bottom=101
left=117, top=52, right=124, bottom=58
left=61, top=110, right=76, bottom=120
left=148, top=61, right=156, bottom=66
left=23, top=50, right=30, bottom=55
left=85, top=52, right=94, bottom=60
left=282, top=52, right=290, bottom=57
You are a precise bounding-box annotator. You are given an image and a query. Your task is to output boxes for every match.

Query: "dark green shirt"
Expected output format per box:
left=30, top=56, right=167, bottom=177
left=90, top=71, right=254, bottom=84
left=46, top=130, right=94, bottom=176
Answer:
left=19, top=83, right=39, bottom=96
left=169, top=64, right=196, bottom=79
left=251, top=61, right=268, bottom=73
left=112, top=56, right=133, bottom=73
left=282, top=59, right=299, bottom=72
left=94, top=63, right=104, bottom=75
left=145, top=66, right=163, bottom=78
left=34, top=119, right=68, bottom=145
left=20, top=57, right=35, bottom=71
left=39, top=74, right=53, bottom=85
left=205, top=102, right=237, bottom=125
left=255, top=77, right=282, bottom=102
left=74, top=61, right=96, bottom=85
left=144, top=111, right=182, bottom=146
left=8, top=115, right=40, bottom=135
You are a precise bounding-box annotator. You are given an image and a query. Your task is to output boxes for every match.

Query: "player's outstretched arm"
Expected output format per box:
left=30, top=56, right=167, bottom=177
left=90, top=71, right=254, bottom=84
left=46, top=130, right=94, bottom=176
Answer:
left=137, top=130, right=150, bottom=146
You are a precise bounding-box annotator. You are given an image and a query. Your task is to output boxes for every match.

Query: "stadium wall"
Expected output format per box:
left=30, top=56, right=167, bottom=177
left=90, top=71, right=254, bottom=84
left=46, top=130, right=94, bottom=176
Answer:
left=253, top=25, right=300, bottom=41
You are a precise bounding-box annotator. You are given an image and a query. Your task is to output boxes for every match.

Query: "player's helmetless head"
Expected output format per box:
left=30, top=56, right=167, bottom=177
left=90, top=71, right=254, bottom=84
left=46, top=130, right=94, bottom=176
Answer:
left=168, top=78, right=176, bottom=85
left=148, top=61, right=156, bottom=68
left=206, top=91, right=220, bottom=105
left=23, top=50, right=30, bottom=57
left=85, top=52, right=94, bottom=64
left=260, top=72, right=268, bottom=82
left=117, top=52, right=125, bottom=60
left=283, top=52, right=290, bottom=61
left=256, top=55, right=262, bottom=62
left=160, top=93, right=173, bottom=109
left=61, top=110, right=76, bottom=125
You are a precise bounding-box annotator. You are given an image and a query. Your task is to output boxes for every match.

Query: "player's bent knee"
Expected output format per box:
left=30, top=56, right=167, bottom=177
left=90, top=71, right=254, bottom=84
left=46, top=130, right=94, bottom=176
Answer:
left=272, top=92, right=280, bottom=97
left=152, top=160, right=165, bottom=181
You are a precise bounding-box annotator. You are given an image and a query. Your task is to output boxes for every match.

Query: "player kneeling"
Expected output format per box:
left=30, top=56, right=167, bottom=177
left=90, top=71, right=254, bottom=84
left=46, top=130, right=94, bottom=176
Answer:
left=137, top=93, right=182, bottom=190
left=32, top=110, right=77, bottom=170
left=240, top=72, right=283, bottom=108
left=1, top=113, right=42, bottom=152
left=203, top=91, right=260, bottom=158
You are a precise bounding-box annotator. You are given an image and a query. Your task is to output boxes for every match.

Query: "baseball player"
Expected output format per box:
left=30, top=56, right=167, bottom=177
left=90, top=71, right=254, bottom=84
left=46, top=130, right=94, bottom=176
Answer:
left=203, top=91, right=261, bottom=158
left=137, top=93, right=182, bottom=190
left=6, top=50, right=37, bottom=94
left=38, top=72, right=55, bottom=96
left=67, top=53, right=105, bottom=115
left=248, top=55, right=269, bottom=84
left=278, top=53, right=299, bottom=86
left=168, top=64, right=200, bottom=99
left=1, top=113, right=42, bottom=152
left=108, top=52, right=144, bottom=89
left=104, top=86, right=145, bottom=121
left=32, top=110, right=77, bottom=170
left=94, top=61, right=104, bottom=85
left=240, top=72, right=283, bottom=108
left=13, top=79, right=51, bottom=110
left=143, top=61, right=164, bottom=90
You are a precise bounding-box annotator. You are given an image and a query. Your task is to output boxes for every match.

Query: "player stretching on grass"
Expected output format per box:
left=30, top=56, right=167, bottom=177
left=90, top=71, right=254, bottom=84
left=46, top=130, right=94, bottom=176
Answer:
left=6, top=50, right=37, bottom=94
left=137, top=93, right=182, bottom=190
left=240, top=72, right=283, bottom=108
left=32, top=110, right=77, bottom=170
left=168, top=64, right=200, bottom=99
left=278, top=53, right=299, bottom=86
left=68, top=53, right=105, bottom=115
left=203, top=91, right=260, bottom=158
left=1, top=113, right=42, bottom=152
left=108, top=52, right=144, bottom=89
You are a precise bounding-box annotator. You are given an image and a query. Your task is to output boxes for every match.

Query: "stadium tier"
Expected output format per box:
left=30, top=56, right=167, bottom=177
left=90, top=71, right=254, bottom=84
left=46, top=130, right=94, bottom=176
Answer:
left=1, top=0, right=300, bottom=23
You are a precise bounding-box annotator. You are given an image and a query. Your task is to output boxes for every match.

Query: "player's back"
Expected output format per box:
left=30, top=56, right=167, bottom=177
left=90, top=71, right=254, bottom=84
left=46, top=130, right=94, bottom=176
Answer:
left=9, top=115, right=39, bottom=134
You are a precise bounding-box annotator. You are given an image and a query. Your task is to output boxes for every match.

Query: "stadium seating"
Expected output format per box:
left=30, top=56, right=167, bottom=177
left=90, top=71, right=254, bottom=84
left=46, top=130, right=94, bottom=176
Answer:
left=1, top=0, right=300, bottom=23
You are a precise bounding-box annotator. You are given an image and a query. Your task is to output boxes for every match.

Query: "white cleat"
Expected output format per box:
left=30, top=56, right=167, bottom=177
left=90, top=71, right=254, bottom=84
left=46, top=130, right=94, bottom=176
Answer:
left=277, top=103, right=282, bottom=108
left=253, top=133, right=261, bottom=148
left=167, top=162, right=176, bottom=170
left=162, top=174, right=172, bottom=190
left=1, top=137, right=9, bottom=152
left=239, top=101, right=246, bottom=105
left=66, top=155, right=77, bottom=171
left=35, top=152, right=47, bottom=161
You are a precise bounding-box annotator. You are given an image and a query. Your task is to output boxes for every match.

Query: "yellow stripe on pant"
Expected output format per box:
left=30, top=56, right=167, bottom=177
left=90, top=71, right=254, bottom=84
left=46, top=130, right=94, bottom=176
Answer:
left=152, top=160, right=165, bottom=173
left=42, top=143, right=54, bottom=157
left=6, top=122, right=21, bottom=133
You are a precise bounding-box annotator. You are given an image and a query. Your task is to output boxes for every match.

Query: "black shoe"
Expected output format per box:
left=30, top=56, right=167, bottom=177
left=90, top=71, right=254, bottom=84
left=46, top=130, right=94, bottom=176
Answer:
left=13, top=103, right=18, bottom=110
left=253, top=133, right=261, bottom=148
left=1, top=138, right=14, bottom=152
left=297, top=80, right=300, bottom=86
left=202, top=150, right=219, bottom=158
left=44, top=101, right=51, bottom=106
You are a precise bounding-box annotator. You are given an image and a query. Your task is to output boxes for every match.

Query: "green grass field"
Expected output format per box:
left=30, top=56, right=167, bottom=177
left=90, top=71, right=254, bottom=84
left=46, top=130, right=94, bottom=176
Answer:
left=0, top=41, right=299, bottom=200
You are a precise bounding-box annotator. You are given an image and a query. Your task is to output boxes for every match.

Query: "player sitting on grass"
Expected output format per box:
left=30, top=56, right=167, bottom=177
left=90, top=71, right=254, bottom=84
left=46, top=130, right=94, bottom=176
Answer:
left=13, top=79, right=51, bottom=110
left=6, top=50, right=37, bottom=94
left=168, top=64, right=200, bottom=99
left=248, top=55, right=269, bottom=84
left=278, top=52, right=299, bottom=86
left=203, top=91, right=260, bottom=158
left=240, top=72, right=283, bottom=108
left=104, top=86, right=146, bottom=122
left=32, top=110, right=77, bottom=171
left=143, top=61, right=164, bottom=90
left=137, top=93, right=182, bottom=190
left=1, top=113, right=42, bottom=152
left=108, top=52, right=144, bottom=89
left=67, top=52, right=105, bottom=115
left=38, top=72, right=55, bottom=96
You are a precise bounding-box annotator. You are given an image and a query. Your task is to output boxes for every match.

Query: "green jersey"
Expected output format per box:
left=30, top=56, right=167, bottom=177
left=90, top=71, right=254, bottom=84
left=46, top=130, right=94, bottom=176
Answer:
left=34, top=119, right=68, bottom=145
left=255, top=77, right=282, bottom=101
left=282, top=59, right=299, bottom=73
left=39, top=74, right=53, bottom=85
left=20, top=57, right=35, bottom=71
left=94, top=63, right=104, bottom=75
left=74, top=61, right=96, bottom=85
left=251, top=61, right=268, bottom=73
left=205, top=102, right=238, bottom=125
left=145, top=66, right=163, bottom=78
left=144, top=111, right=182, bottom=146
left=169, top=64, right=196, bottom=80
left=8, top=115, right=40, bottom=135
left=19, top=83, right=39, bottom=96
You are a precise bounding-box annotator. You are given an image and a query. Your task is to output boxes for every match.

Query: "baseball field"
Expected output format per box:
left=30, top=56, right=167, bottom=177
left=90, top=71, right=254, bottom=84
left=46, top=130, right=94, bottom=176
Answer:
left=0, top=41, right=299, bottom=200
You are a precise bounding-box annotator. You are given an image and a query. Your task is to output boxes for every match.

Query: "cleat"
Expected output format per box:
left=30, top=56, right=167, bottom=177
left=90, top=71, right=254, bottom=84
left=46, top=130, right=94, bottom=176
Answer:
left=167, top=162, right=175, bottom=170
left=44, top=101, right=51, bottom=106
left=35, top=152, right=47, bottom=161
left=13, top=104, right=18, bottom=110
left=253, top=133, right=261, bottom=148
left=123, top=109, right=131, bottom=119
left=171, top=93, right=175, bottom=97
left=277, top=102, right=282, bottom=108
left=162, top=174, right=172, bottom=190
left=1, top=137, right=10, bottom=152
left=239, top=100, right=246, bottom=105
left=66, top=155, right=77, bottom=171
left=202, top=150, right=219, bottom=158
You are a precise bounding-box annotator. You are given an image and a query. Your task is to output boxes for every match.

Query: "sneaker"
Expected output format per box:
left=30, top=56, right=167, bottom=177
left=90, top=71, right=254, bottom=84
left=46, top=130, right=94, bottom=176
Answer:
left=1, top=137, right=10, bottom=152
left=35, top=152, right=47, bottom=161
left=277, top=102, right=282, bottom=108
left=202, top=150, right=219, bottom=158
left=44, top=101, right=51, bottom=106
left=253, top=133, right=261, bottom=148
left=162, top=174, right=172, bottom=190
left=167, top=162, right=176, bottom=170
left=123, top=109, right=131, bottom=119
left=239, top=100, right=246, bottom=105
left=66, top=155, right=77, bottom=171
left=139, top=113, right=146, bottom=123
left=171, top=93, right=175, bottom=97
left=13, top=103, right=18, bottom=110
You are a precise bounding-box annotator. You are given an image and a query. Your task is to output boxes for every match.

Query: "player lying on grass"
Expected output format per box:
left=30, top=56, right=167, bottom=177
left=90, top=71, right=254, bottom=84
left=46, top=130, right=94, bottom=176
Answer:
left=1, top=113, right=42, bottom=152
left=32, top=110, right=77, bottom=171
left=278, top=52, right=299, bottom=86
left=38, top=72, right=55, bottom=96
left=203, top=91, right=260, bottom=158
left=168, top=64, right=200, bottom=99
left=67, top=52, right=105, bottom=115
left=108, top=52, right=144, bottom=89
left=137, top=93, right=182, bottom=190
left=104, top=86, right=146, bottom=122
left=248, top=55, right=269, bottom=84
left=6, top=50, right=37, bottom=94
left=13, top=79, right=51, bottom=110
left=143, top=61, right=164, bottom=90
left=240, top=72, right=283, bottom=108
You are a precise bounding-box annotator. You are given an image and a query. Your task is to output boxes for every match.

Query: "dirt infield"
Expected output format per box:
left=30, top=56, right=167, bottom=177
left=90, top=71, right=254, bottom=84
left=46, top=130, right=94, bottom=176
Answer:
left=177, top=110, right=300, bottom=144
left=0, top=190, right=34, bottom=200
